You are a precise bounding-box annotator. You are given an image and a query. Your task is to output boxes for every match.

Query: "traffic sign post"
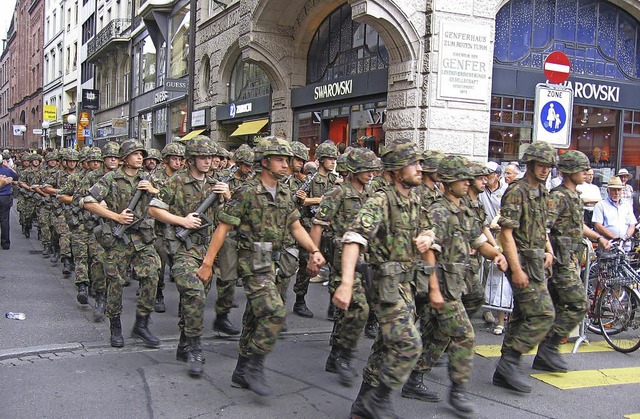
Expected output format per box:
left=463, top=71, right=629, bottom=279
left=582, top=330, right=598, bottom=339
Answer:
left=544, top=51, right=571, bottom=85
left=533, top=83, right=574, bottom=148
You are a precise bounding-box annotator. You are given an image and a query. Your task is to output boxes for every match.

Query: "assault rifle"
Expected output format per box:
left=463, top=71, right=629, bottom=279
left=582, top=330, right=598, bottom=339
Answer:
left=356, top=262, right=374, bottom=303
left=174, top=166, right=238, bottom=250
left=112, top=188, right=146, bottom=243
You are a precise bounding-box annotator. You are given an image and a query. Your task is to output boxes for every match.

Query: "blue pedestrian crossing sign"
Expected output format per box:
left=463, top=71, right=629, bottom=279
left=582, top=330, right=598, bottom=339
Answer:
left=533, top=84, right=574, bottom=148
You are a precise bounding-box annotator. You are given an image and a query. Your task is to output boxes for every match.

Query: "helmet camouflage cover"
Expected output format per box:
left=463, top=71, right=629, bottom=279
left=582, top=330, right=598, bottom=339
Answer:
left=145, top=148, right=163, bottom=162
left=558, top=150, right=590, bottom=174
left=347, top=147, right=381, bottom=173
left=468, top=160, right=492, bottom=177
left=291, top=141, right=309, bottom=162
left=119, top=139, right=148, bottom=159
left=234, top=144, right=254, bottom=165
left=438, top=155, right=474, bottom=183
left=256, top=136, right=293, bottom=158
left=521, top=141, right=557, bottom=166
left=46, top=150, right=60, bottom=161
left=421, top=150, right=445, bottom=173
left=315, top=141, right=338, bottom=159
left=161, top=142, right=185, bottom=159
left=336, top=153, right=349, bottom=173
left=85, top=147, right=102, bottom=162
left=185, top=135, right=217, bottom=158
left=64, top=148, right=80, bottom=161
left=102, top=141, right=120, bottom=159
left=380, top=138, right=420, bottom=170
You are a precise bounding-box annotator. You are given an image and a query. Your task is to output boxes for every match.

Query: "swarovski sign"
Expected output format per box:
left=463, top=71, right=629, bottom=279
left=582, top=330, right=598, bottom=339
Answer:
left=561, top=81, right=620, bottom=103
left=314, top=79, right=353, bottom=100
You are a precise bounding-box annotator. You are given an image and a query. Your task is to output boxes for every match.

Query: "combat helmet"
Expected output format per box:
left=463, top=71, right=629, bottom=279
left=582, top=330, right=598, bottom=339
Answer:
left=233, top=144, right=254, bottom=165
left=347, top=148, right=381, bottom=173
left=145, top=148, right=162, bottom=162
left=422, top=150, right=445, bottom=173
left=291, top=141, right=309, bottom=162
left=558, top=150, right=590, bottom=174
left=119, top=139, right=148, bottom=159
left=64, top=148, right=80, bottom=161
left=256, top=136, right=293, bottom=158
left=102, top=141, right=120, bottom=159
left=521, top=142, right=557, bottom=166
left=184, top=135, right=217, bottom=158
left=45, top=150, right=60, bottom=162
left=315, top=141, right=338, bottom=160
left=380, top=138, right=420, bottom=170
left=85, top=147, right=102, bottom=162
left=468, top=161, right=492, bottom=177
left=438, top=155, right=474, bottom=183
left=161, top=142, right=185, bottom=159
left=336, top=152, right=350, bottom=174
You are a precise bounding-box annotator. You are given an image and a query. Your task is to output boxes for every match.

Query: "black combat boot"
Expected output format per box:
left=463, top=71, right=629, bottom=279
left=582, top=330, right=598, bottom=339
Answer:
left=449, top=382, right=477, bottom=415
left=131, top=314, right=161, bottom=348
left=24, top=225, right=30, bottom=238
left=335, top=348, right=358, bottom=387
left=293, top=295, right=313, bottom=318
left=231, top=355, right=250, bottom=389
left=93, top=292, right=106, bottom=322
left=41, top=245, right=50, bottom=258
left=62, top=257, right=72, bottom=275
left=154, top=289, right=166, bottom=313
left=76, top=284, right=89, bottom=305
left=350, top=380, right=374, bottom=418
left=533, top=333, right=568, bottom=372
left=245, top=353, right=272, bottom=396
left=213, top=313, right=240, bottom=335
left=325, top=345, right=340, bottom=373
left=364, top=312, right=379, bottom=339
left=50, top=247, right=59, bottom=264
left=401, top=370, right=441, bottom=402
left=109, top=316, right=124, bottom=348
left=186, top=336, right=205, bottom=377
left=361, top=382, right=396, bottom=419
left=493, top=348, right=532, bottom=393
left=176, top=331, right=188, bottom=362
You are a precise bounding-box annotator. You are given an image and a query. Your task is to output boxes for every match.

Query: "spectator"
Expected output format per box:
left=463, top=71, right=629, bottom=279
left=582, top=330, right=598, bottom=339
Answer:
left=503, top=162, right=521, bottom=186
left=576, top=168, right=603, bottom=227
left=616, top=168, right=634, bottom=210
left=0, top=155, right=20, bottom=249
left=592, top=176, right=636, bottom=241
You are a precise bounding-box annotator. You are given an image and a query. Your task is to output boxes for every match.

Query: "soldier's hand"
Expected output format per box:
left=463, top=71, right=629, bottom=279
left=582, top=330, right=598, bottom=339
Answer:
left=117, top=208, right=134, bottom=225
left=182, top=213, right=202, bottom=229
left=196, top=264, right=213, bottom=283
left=212, top=182, right=229, bottom=195
left=310, top=251, right=326, bottom=269
left=429, top=288, right=445, bottom=309
left=511, top=269, right=529, bottom=289
left=332, top=283, right=352, bottom=311
left=494, top=253, right=508, bottom=272
left=296, top=190, right=308, bottom=201
left=544, top=252, right=554, bottom=269
left=414, top=233, right=434, bottom=253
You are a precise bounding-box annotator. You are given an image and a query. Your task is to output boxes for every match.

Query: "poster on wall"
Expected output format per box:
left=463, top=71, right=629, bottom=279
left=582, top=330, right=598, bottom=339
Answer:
left=437, top=21, right=493, bottom=103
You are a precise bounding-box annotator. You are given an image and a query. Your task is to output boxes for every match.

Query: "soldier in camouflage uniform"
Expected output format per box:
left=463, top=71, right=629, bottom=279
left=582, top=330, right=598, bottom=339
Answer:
left=408, top=156, right=507, bottom=415
left=535, top=150, right=608, bottom=372
left=310, top=147, right=380, bottom=387
left=22, top=154, right=42, bottom=239
left=34, top=151, right=60, bottom=258
left=83, top=139, right=162, bottom=349
left=333, top=137, right=430, bottom=419
left=196, top=136, right=326, bottom=396
left=15, top=153, right=30, bottom=235
left=148, top=136, right=231, bottom=377
left=151, top=141, right=186, bottom=313
left=417, top=149, right=444, bottom=209
left=294, top=140, right=338, bottom=318
left=493, top=141, right=557, bottom=393
left=143, top=148, right=162, bottom=174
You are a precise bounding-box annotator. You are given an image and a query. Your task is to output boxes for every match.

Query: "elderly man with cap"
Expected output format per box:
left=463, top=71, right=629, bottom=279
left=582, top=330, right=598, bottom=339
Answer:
left=592, top=176, right=637, bottom=241
left=616, top=168, right=634, bottom=210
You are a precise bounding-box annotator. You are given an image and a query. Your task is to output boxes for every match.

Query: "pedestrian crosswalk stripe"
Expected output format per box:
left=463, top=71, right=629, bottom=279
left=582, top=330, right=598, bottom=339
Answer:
left=532, top=367, right=640, bottom=389
left=624, top=414, right=640, bottom=419
left=475, top=340, right=615, bottom=358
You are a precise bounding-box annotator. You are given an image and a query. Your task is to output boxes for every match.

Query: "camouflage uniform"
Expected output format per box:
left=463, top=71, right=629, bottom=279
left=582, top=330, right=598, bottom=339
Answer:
left=36, top=152, right=60, bottom=257
left=85, top=139, right=161, bottom=348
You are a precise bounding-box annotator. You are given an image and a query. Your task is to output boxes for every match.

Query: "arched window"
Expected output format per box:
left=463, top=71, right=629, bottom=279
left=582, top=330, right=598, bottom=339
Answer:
left=228, top=57, right=271, bottom=102
left=306, top=3, right=389, bottom=84
left=495, top=0, right=640, bottom=81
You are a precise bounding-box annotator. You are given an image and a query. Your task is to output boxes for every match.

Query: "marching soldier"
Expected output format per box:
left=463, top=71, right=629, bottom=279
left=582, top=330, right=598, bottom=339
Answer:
left=196, top=136, right=326, bottom=397
left=34, top=151, right=60, bottom=258
left=83, top=139, right=162, bottom=348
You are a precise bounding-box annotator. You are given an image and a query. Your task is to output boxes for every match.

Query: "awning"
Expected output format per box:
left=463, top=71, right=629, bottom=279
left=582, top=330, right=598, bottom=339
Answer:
left=179, top=129, right=206, bottom=142
left=230, top=119, right=269, bottom=137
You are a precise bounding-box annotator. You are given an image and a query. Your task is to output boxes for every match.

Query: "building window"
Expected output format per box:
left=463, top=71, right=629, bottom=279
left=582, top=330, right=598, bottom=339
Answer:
left=306, top=3, right=389, bottom=84
left=495, top=0, right=640, bottom=81
left=158, top=42, right=166, bottom=87
left=123, top=71, right=130, bottom=101
left=488, top=95, right=535, bottom=162
left=140, top=37, right=156, bottom=93
left=229, top=57, right=270, bottom=102
left=82, top=14, right=94, bottom=44
left=169, top=5, right=190, bottom=78
left=81, top=62, right=94, bottom=83
left=105, top=80, right=111, bottom=108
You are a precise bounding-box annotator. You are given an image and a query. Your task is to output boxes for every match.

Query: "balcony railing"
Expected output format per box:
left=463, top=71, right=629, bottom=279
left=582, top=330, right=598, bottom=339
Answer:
left=87, top=19, right=132, bottom=58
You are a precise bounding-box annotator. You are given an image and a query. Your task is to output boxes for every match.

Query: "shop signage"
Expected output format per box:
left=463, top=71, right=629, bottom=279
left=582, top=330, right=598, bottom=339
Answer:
left=561, top=81, right=620, bottom=103
left=292, top=69, right=388, bottom=108
left=437, top=21, right=492, bottom=103
left=154, top=91, right=169, bottom=104
left=191, top=109, right=207, bottom=127
left=43, top=105, right=57, bottom=121
left=533, top=84, right=574, bottom=148
left=314, top=79, right=353, bottom=100
left=82, top=89, right=100, bottom=110
left=229, top=102, right=252, bottom=118
left=164, top=78, right=188, bottom=92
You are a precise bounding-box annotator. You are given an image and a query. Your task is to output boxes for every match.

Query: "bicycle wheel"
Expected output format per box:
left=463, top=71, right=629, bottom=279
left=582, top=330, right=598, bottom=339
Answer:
left=597, top=285, right=640, bottom=353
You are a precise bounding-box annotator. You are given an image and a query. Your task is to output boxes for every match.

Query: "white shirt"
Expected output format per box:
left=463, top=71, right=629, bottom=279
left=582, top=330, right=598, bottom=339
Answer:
left=576, top=182, right=603, bottom=210
left=592, top=197, right=636, bottom=238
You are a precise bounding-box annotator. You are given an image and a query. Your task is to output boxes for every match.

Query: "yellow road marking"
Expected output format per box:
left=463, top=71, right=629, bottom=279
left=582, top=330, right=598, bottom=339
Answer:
left=532, top=367, right=640, bottom=389
left=475, top=340, right=615, bottom=358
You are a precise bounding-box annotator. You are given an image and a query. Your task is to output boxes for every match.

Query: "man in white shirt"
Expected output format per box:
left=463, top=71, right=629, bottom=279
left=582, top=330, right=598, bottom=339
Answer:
left=592, top=176, right=636, bottom=240
left=577, top=168, right=603, bottom=226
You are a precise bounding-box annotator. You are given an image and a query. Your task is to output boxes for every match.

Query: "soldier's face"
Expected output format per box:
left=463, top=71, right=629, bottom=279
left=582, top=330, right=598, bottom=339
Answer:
left=291, top=157, right=305, bottom=173
left=569, top=170, right=587, bottom=185
left=194, top=156, right=213, bottom=174
left=88, top=160, right=102, bottom=170
left=211, top=156, right=221, bottom=170
left=166, top=156, right=183, bottom=171
left=48, top=160, right=58, bottom=167
left=321, top=158, right=336, bottom=172
left=472, top=175, right=487, bottom=193
left=447, top=179, right=470, bottom=197
left=144, top=159, right=157, bottom=171
left=125, top=151, right=144, bottom=169
left=32, top=160, right=40, bottom=167
left=104, top=156, right=119, bottom=170
left=532, top=162, right=552, bottom=183
left=267, top=155, right=289, bottom=177
left=66, top=160, right=78, bottom=170
left=354, top=170, right=375, bottom=186
left=239, top=163, right=253, bottom=177
left=398, top=161, right=422, bottom=186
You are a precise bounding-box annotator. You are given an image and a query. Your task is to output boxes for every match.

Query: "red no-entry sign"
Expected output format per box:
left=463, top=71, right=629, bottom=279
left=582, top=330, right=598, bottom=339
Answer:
left=544, top=51, right=571, bottom=84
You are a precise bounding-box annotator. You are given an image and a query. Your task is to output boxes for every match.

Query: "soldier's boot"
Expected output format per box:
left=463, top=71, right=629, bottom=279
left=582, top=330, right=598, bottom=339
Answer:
left=245, top=353, right=272, bottom=396
left=154, top=289, right=166, bottom=313
left=24, top=225, right=30, bottom=238
left=213, top=313, right=240, bottom=335
left=361, top=382, right=396, bottom=419
left=41, top=245, right=50, bottom=258
left=50, top=247, right=59, bottom=264
left=325, top=345, right=339, bottom=373
left=350, top=380, right=374, bottom=419
left=131, top=314, right=161, bottom=348
left=93, top=292, right=106, bottom=322
left=449, top=382, right=477, bottom=415
left=231, top=355, right=250, bottom=389
left=62, top=257, right=72, bottom=276
left=76, top=284, right=89, bottom=305
left=335, top=349, right=358, bottom=387
left=109, top=317, right=124, bottom=348
left=176, top=331, right=188, bottom=362
left=401, top=370, right=441, bottom=402
left=186, top=336, right=205, bottom=378
left=364, top=312, right=379, bottom=339
left=493, top=349, right=532, bottom=393
left=327, top=301, right=336, bottom=320
left=293, top=295, right=314, bottom=318
left=533, top=333, right=568, bottom=372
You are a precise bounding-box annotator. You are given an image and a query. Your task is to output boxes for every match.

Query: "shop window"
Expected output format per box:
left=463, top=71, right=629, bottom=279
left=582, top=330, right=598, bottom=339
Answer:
left=170, top=6, right=190, bottom=78
left=570, top=105, right=617, bottom=170
left=306, top=3, right=388, bottom=84
left=495, top=0, right=640, bottom=81
left=140, top=38, right=156, bottom=94
left=489, top=95, right=535, bottom=162
left=229, top=58, right=271, bottom=102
